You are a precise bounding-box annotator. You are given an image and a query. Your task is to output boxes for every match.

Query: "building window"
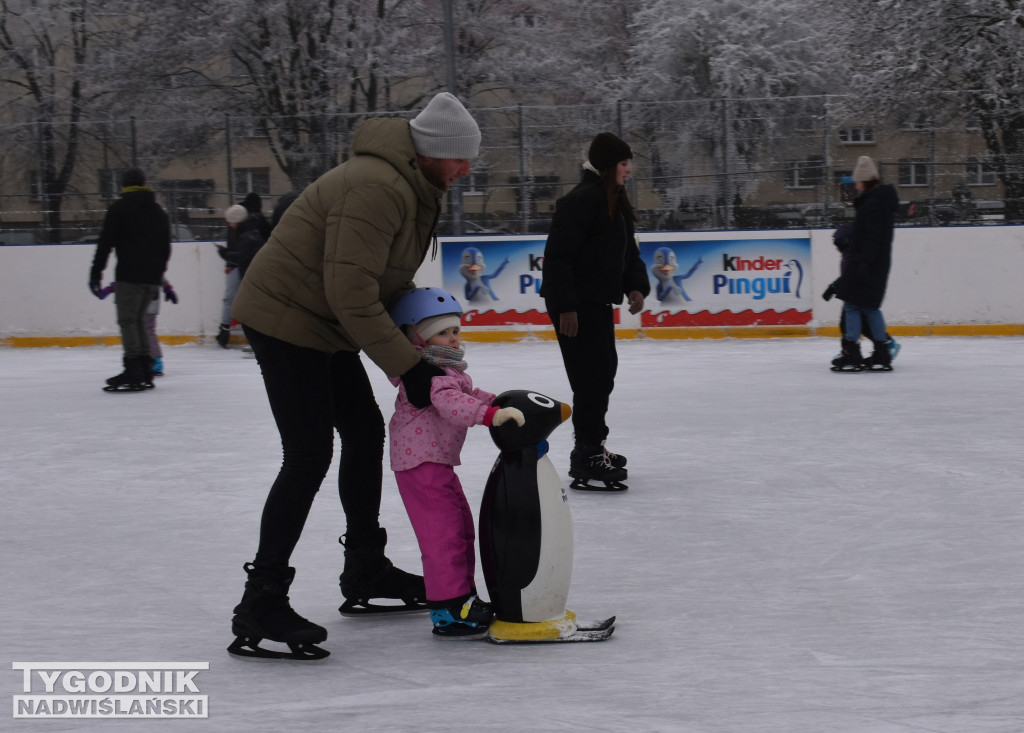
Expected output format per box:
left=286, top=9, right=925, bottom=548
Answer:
left=157, top=179, right=216, bottom=213
left=898, top=159, right=930, bottom=187
left=966, top=157, right=997, bottom=186
left=233, top=168, right=270, bottom=196
left=837, top=126, right=875, bottom=145
left=784, top=156, right=824, bottom=189
left=464, top=168, right=490, bottom=195
left=29, top=170, right=45, bottom=203
left=98, top=169, right=120, bottom=199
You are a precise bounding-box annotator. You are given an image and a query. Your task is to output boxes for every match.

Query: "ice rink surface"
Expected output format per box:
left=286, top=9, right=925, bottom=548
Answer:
left=2, top=336, right=1023, bottom=732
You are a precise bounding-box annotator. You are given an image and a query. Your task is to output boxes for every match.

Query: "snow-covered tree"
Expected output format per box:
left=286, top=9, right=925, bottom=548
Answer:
left=836, top=0, right=1024, bottom=218
left=624, top=0, right=836, bottom=225
left=0, top=0, right=129, bottom=239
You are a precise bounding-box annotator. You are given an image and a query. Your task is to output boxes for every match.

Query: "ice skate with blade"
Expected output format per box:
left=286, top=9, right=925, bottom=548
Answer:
left=830, top=340, right=865, bottom=372
left=227, top=563, right=329, bottom=661
left=338, top=529, right=428, bottom=616
left=569, top=445, right=628, bottom=492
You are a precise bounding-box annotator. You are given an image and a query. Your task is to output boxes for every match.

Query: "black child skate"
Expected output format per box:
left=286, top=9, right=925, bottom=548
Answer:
left=830, top=340, right=865, bottom=372
left=569, top=445, right=628, bottom=492
left=227, top=563, right=329, bottom=660
left=338, top=528, right=427, bottom=616
left=430, top=594, right=494, bottom=640
left=863, top=339, right=895, bottom=371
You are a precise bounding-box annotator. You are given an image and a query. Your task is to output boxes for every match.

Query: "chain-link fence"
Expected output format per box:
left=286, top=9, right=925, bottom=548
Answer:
left=1, top=95, right=1020, bottom=244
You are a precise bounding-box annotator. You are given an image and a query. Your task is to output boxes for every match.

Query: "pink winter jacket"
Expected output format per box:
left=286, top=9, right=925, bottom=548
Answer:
left=388, top=366, right=497, bottom=472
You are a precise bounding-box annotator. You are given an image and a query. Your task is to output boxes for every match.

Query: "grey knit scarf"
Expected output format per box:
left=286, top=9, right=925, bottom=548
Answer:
left=420, top=344, right=467, bottom=372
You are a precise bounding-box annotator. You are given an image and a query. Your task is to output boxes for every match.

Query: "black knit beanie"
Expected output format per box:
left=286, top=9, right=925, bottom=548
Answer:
left=121, top=167, right=145, bottom=188
left=587, top=132, right=633, bottom=172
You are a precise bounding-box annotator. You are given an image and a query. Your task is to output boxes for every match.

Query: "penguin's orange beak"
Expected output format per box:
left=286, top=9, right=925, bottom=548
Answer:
left=560, top=402, right=572, bottom=423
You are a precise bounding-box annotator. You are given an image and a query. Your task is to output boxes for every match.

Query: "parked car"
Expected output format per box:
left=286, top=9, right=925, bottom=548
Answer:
left=73, top=224, right=195, bottom=243
left=801, top=204, right=852, bottom=228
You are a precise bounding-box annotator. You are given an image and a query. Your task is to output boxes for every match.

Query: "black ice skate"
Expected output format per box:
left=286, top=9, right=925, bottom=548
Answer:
left=863, top=339, right=895, bottom=371
left=216, top=323, right=231, bottom=348
left=600, top=441, right=628, bottom=474
left=103, top=356, right=149, bottom=392
left=227, top=563, right=329, bottom=661
left=569, top=445, right=628, bottom=492
left=338, top=529, right=427, bottom=616
left=830, top=340, right=865, bottom=372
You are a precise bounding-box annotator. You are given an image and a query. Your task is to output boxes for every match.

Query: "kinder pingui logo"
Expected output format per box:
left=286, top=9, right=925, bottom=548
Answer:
left=12, top=662, right=208, bottom=719
left=713, top=253, right=805, bottom=300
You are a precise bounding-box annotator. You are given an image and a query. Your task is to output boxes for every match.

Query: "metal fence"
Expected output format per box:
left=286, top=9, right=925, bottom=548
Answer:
left=0, top=95, right=1019, bottom=244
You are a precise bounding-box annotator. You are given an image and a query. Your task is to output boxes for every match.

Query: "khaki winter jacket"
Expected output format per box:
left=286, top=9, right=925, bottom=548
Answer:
left=232, top=117, right=444, bottom=378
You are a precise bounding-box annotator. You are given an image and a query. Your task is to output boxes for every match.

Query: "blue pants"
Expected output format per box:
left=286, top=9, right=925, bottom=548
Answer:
left=842, top=302, right=887, bottom=343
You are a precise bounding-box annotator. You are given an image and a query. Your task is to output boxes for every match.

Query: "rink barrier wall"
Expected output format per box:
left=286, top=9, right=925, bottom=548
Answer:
left=2, top=226, right=1023, bottom=347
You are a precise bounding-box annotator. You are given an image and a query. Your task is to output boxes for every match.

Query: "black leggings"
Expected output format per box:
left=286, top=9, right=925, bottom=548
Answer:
left=243, top=326, right=386, bottom=570
left=545, top=301, right=618, bottom=448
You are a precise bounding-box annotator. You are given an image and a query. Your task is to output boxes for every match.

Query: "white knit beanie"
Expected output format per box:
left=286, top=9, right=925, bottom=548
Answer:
left=224, top=204, right=248, bottom=224
left=409, top=92, right=481, bottom=159
left=852, top=155, right=879, bottom=182
left=414, top=314, right=462, bottom=343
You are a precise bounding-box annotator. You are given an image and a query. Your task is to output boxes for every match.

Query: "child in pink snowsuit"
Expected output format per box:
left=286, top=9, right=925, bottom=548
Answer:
left=389, top=296, right=524, bottom=638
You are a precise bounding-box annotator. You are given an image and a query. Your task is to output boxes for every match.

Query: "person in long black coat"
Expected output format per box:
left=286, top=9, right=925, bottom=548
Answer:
left=832, top=155, right=899, bottom=371
left=540, top=132, right=651, bottom=487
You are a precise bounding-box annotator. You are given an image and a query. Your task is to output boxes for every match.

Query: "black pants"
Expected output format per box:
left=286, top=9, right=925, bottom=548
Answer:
left=545, top=301, right=618, bottom=448
left=243, top=326, right=386, bottom=570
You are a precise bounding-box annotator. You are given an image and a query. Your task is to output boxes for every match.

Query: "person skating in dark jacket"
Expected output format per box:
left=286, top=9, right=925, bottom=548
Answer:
left=831, top=155, right=900, bottom=372
left=89, top=167, right=171, bottom=391
left=540, top=132, right=651, bottom=490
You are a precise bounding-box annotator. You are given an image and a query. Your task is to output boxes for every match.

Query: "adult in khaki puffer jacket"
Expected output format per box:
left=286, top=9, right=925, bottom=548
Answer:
left=227, top=92, right=482, bottom=661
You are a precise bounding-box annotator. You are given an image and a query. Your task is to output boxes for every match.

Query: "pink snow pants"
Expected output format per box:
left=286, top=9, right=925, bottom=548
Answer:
left=394, top=462, right=476, bottom=604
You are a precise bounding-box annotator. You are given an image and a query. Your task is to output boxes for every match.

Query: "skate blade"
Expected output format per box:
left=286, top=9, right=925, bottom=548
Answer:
left=829, top=365, right=865, bottom=372
left=338, top=599, right=429, bottom=617
left=227, top=636, right=330, bottom=661
left=575, top=615, right=616, bottom=632
left=570, top=477, right=628, bottom=492
left=102, top=384, right=147, bottom=392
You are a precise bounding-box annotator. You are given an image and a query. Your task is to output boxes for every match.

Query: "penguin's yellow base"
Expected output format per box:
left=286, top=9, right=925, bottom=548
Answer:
left=487, top=610, right=614, bottom=644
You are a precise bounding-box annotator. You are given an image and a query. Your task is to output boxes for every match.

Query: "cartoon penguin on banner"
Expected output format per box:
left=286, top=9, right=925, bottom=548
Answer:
left=459, top=247, right=511, bottom=303
left=651, top=246, right=703, bottom=305
left=479, top=390, right=615, bottom=643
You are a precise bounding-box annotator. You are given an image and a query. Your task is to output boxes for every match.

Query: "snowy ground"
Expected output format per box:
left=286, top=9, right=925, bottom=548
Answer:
left=2, top=336, right=1023, bottom=733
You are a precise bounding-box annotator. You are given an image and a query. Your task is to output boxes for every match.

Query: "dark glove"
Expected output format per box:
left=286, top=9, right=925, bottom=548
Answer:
left=98, top=283, right=116, bottom=300
left=163, top=283, right=178, bottom=304
left=400, top=360, right=444, bottom=409
left=822, top=280, right=838, bottom=301
left=89, top=278, right=102, bottom=298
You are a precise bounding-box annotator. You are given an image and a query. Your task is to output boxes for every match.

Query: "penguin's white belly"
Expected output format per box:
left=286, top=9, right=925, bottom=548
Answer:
left=519, top=455, right=574, bottom=622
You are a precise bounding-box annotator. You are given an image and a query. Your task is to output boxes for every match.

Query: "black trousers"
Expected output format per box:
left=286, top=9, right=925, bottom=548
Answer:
left=243, top=326, right=387, bottom=570
left=545, top=301, right=618, bottom=448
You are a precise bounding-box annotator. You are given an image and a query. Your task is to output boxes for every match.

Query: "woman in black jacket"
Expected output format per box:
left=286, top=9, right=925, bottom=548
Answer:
left=832, top=155, right=900, bottom=371
left=540, top=132, right=651, bottom=490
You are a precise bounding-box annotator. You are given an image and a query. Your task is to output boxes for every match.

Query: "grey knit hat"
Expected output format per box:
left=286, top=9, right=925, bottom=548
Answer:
left=852, top=155, right=879, bottom=182
left=409, top=92, right=481, bottom=159
left=224, top=204, right=248, bottom=224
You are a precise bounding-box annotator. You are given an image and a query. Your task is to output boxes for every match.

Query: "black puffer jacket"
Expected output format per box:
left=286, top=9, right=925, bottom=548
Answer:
left=540, top=170, right=650, bottom=311
left=835, top=183, right=898, bottom=310
left=90, top=188, right=171, bottom=285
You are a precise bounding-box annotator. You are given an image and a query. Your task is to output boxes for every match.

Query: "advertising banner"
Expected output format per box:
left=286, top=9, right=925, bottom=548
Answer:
left=440, top=237, right=553, bottom=327
left=438, top=234, right=812, bottom=329
left=639, top=235, right=812, bottom=327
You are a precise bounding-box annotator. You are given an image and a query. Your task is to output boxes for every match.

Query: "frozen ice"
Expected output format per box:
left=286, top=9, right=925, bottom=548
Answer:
left=2, top=336, right=1023, bottom=732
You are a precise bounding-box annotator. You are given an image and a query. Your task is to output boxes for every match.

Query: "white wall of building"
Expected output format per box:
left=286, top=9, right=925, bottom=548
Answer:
left=2, top=226, right=1022, bottom=345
